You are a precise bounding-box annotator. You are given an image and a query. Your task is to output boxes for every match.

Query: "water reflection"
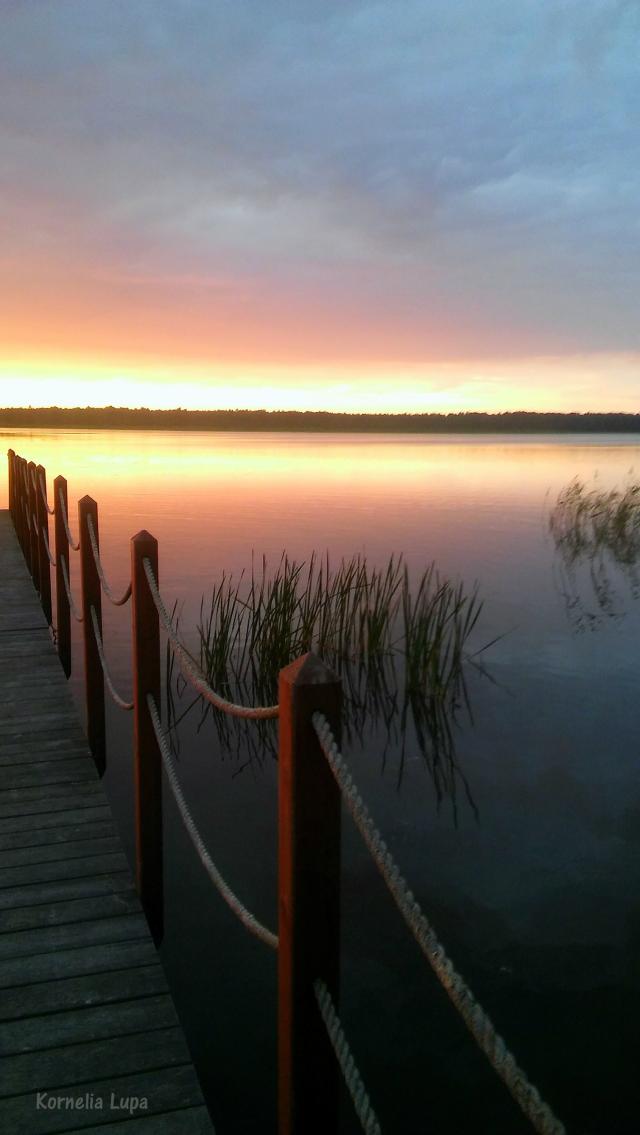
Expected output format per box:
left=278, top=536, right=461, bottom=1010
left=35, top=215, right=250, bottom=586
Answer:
left=549, top=477, right=640, bottom=630
left=165, top=548, right=492, bottom=820
left=167, top=656, right=481, bottom=819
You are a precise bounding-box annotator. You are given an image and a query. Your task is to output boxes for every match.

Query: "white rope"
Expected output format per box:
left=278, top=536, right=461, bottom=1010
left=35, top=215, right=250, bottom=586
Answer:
left=58, top=487, right=80, bottom=551
left=60, top=554, right=83, bottom=622
left=86, top=514, right=132, bottom=606
left=314, top=979, right=382, bottom=1135
left=147, top=693, right=278, bottom=949
left=312, top=712, right=566, bottom=1135
left=143, top=558, right=279, bottom=720
left=90, top=606, right=133, bottom=711
left=39, top=473, right=55, bottom=515
left=41, top=525, right=56, bottom=567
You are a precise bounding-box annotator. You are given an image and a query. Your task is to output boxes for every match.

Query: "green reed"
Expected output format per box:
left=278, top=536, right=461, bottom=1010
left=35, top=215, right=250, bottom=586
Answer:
left=196, top=552, right=482, bottom=703
left=550, top=477, right=640, bottom=565
left=164, top=552, right=491, bottom=815
left=549, top=477, right=640, bottom=628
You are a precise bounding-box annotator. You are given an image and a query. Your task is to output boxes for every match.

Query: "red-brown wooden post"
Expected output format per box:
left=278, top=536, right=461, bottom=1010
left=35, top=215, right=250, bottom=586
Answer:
left=79, top=495, right=105, bottom=774
left=7, top=450, right=15, bottom=523
left=278, top=653, right=342, bottom=1135
left=37, top=464, right=52, bottom=625
left=27, top=461, right=39, bottom=588
left=54, top=475, right=72, bottom=678
left=14, top=456, right=23, bottom=552
left=131, top=530, right=163, bottom=943
left=18, top=458, right=29, bottom=561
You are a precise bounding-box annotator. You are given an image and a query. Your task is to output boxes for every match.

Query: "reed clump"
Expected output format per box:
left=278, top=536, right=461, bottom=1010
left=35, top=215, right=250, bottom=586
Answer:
left=549, top=477, right=640, bottom=628
left=549, top=478, right=640, bottom=566
left=197, top=552, right=482, bottom=707
left=165, top=552, right=489, bottom=813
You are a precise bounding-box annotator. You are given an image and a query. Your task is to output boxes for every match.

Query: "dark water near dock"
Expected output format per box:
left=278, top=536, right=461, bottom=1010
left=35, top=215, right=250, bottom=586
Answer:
left=3, top=429, right=640, bottom=1133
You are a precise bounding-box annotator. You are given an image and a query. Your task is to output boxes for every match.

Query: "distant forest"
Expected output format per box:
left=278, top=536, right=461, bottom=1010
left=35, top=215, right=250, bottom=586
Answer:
left=2, top=406, right=640, bottom=433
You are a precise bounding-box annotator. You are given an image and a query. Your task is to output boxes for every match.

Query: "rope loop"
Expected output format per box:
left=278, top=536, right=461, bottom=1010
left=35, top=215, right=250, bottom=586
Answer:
left=314, top=979, right=382, bottom=1135
left=142, top=558, right=279, bottom=720
left=39, top=473, right=55, bottom=515
left=89, top=606, right=134, bottom=711
left=311, top=712, right=566, bottom=1135
left=58, top=487, right=80, bottom=551
left=86, top=514, right=132, bottom=606
left=60, top=554, right=84, bottom=622
left=147, top=693, right=278, bottom=949
left=42, top=526, right=56, bottom=567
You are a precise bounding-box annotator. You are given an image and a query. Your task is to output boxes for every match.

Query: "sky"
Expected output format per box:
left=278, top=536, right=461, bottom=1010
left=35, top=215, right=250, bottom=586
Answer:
left=1, top=0, right=639, bottom=414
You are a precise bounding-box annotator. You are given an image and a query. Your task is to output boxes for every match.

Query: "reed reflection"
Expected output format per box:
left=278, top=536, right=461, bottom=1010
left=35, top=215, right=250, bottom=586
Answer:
left=549, top=477, right=640, bottom=630
left=166, top=553, right=493, bottom=817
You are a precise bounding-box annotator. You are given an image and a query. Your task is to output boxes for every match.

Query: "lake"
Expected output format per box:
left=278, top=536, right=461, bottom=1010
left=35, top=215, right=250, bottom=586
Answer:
left=3, top=428, right=640, bottom=1134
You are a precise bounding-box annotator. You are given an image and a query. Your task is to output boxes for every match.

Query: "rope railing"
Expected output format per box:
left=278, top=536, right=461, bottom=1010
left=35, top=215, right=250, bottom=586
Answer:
left=86, top=514, right=132, bottom=606
left=6, top=449, right=567, bottom=1133
left=60, top=553, right=84, bottom=622
left=146, top=692, right=279, bottom=950
left=58, top=486, right=80, bottom=551
left=90, top=606, right=134, bottom=711
left=142, top=557, right=279, bottom=721
left=312, top=711, right=565, bottom=1135
left=39, top=473, right=55, bottom=516
left=41, top=525, right=56, bottom=567
left=314, top=979, right=382, bottom=1135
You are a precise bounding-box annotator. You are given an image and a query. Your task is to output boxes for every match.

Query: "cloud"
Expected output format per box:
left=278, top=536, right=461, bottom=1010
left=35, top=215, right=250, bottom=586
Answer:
left=1, top=0, right=639, bottom=368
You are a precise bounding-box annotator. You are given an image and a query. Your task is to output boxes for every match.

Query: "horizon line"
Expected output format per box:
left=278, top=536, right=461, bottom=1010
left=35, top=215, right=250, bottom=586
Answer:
left=2, top=406, right=640, bottom=418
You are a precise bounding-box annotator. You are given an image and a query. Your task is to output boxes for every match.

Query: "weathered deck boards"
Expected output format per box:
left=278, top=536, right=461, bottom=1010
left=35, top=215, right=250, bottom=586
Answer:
left=0, top=510, right=214, bottom=1134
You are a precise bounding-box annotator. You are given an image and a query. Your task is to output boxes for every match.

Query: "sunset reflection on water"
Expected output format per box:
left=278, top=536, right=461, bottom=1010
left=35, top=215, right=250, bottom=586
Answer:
left=2, top=426, right=640, bottom=1134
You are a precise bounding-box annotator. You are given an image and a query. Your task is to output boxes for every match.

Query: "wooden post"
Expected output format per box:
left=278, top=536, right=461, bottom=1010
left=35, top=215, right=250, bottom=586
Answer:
left=37, top=464, right=52, bottom=625
left=14, top=457, right=23, bottom=554
left=131, top=530, right=163, bottom=943
left=278, top=653, right=342, bottom=1135
left=7, top=450, right=15, bottom=523
left=18, top=458, right=29, bottom=561
left=54, top=475, right=72, bottom=678
left=78, top=495, right=105, bottom=774
left=27, top=461, right=39, bottom=589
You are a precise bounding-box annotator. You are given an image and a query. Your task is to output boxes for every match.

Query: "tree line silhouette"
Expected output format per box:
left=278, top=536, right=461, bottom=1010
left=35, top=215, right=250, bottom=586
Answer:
left=2, top=406, right=640, bottom=433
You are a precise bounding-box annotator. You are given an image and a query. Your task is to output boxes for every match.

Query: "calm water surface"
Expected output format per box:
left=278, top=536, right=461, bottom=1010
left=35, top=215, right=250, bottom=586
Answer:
left=3, top=429, right=639, bottom=1134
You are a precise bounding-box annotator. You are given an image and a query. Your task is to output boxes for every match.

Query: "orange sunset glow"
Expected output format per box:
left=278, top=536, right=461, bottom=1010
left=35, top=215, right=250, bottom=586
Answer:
left=1, top=4, right=638, bottom=413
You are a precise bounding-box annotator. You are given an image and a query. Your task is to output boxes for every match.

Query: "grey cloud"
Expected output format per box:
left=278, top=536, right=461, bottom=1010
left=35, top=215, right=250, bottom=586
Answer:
left=1, top=0, right=638, bottom=354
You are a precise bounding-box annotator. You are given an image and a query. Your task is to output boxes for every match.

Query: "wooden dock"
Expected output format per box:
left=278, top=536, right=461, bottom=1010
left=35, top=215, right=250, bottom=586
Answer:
left=0, top=510, right=214, bottom=1134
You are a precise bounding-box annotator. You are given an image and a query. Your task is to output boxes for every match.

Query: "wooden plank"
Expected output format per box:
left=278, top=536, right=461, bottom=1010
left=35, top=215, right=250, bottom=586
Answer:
left=67, top=1105, right=214, bottom=1135
left=0, top=726, right=89, bottom=749
left=1, top=719, right=87, bottom=741
left=4, top=698, right=76, bottom=719
left=0, top=672, right=69, bottom=694
left=0, top=805, right=112, bottom=835
left=0, top=820, right=116, bottom=851
left=0, top=993, right=178, bottom=1055
left=0, top=852, right=130, bottom=890
left=0, top=964, right=167, bottom=1022
left=1, top=1066, right=207, bottom=1134
left=0, top=787, right=104, bottom=821
left=0, top=512, right=213, bottom=1131
left=0, top=732, right=89, bottom=753
left=0, top=744, right=93, bottom=767
left=0, top=641, right=58, bottom=660
left=0, top=937, right=159, bottom=988
left=0, top=612, right=48, bottom=632
left=0, top=835, right=122, bottom=868
left=0, top=760, right=97, bottom=791
left=0, top=889, right=140, bottom=933
left=0, top=872, right=133, bottom=912
left=0, top=913, right=149, bottom=960
left=0, top=1025, right=191, bottom=1095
